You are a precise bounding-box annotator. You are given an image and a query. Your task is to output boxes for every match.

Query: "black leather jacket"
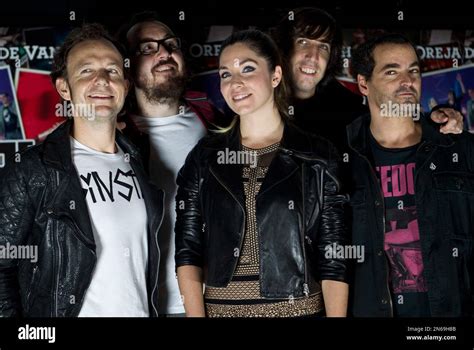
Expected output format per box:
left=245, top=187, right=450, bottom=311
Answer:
left=348, top=114, right=474, bottom=317
left=0, top=120, right=164, bottom=317
left=175, top=121, right=349, bottom=299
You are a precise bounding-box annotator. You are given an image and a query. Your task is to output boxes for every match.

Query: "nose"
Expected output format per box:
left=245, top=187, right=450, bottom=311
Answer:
left=94, top=69, right=110, bottom=86
left=229, top=74, right=244, bottom=88
left=400, top=72, right=415, bottom=87
left=304, top=44, right=320, bottom=61
left=156, top=44, right=172, bottom=60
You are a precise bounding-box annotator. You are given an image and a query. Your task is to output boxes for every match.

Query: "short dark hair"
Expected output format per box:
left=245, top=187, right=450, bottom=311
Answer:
left=50, top=23, right=127, bottom=84
left=220, top=29, right=290, bottom=119
left=271, top=7, right=342, bottom=87
left=351, top=33, right=418, bottom=81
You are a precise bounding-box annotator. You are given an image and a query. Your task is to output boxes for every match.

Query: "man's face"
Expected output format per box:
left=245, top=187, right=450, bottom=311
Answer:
left=0, top=94, right=7, bottom=105
left=289, top=37, right=330, bottom=99
left=127, top=21, right=186, bottom=104
left=362, top=43, right=421, bottom=114
left=56, top=39, right=128, bottom=121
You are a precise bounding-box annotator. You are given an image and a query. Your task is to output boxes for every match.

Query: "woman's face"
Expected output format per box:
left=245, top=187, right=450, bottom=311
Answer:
left=219, top=42, right=281, bottom=117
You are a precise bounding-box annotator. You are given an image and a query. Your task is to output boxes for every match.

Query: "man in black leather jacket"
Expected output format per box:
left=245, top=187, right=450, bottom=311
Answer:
left=348, top=33, right=474, bottom=317
left=0, top=24, right=164, bottom=317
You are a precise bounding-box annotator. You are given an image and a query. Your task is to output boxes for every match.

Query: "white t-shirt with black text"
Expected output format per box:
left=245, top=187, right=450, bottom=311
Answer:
left=71, top=137, right=149, bottom=317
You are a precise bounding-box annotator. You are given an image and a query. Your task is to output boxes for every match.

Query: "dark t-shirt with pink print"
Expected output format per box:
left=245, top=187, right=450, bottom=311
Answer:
left=369, top=131, right=431, bottom=317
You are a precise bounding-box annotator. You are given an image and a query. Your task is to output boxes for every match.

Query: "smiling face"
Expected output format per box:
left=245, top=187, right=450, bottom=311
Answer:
left=219, top=42, right=281, bottom=117
left=359, top=43, right=421, bottom=115
left=289, top=36, right=330, bottom=99
left=127, top=21, right=186, bottom=103
left=55, top=39, right=128, bottom=121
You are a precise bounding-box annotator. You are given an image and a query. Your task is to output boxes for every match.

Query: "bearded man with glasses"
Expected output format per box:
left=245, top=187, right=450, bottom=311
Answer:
left=116, top=11, right=228, bottom=317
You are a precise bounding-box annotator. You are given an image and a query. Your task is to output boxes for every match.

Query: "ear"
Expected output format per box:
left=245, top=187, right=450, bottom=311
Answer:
left=55, top=77, right=71, bottom=101
left=272, top=65, right=283, bottom=88
left=357, top=74, right=369, bottom=97
left=124, top=78, right=130, bottom=96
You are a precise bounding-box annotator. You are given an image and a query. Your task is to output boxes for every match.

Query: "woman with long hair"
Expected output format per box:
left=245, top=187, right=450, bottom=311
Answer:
left=175, top=29, right=349, bottom=317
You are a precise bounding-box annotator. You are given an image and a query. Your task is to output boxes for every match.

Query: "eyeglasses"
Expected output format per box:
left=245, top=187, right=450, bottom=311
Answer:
left=135, top=37, right=182, bottom=56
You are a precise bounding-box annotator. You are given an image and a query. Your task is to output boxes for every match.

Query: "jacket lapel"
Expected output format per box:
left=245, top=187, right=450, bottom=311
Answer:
left=259, top=122, right=308, bottom=196
left=41, top=120, right=96, bottom=249
left=208, top=121, right=302, bottom=203
left=208, top=125, right=246, bottom=208
left=258, top=151, right=299, bottom=197
left=51, top=167, right=97, bottom=250
left=41, top=118, right=161, bottom=251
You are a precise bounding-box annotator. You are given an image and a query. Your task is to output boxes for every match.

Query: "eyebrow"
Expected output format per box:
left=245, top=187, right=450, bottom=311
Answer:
left=75, top=61, right=122, bottom=70
left=379, top=60, right=419, bottom=71
left=138, top=36, right=172, bottom=43
left=297, top=37, right=331, bottom=44
left=219, top=58, right=259, bottom=70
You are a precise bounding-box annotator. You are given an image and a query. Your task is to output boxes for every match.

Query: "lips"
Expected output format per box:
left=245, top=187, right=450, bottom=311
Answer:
left=87, top=93, right=113, bottom=99
left=153, top=62, right=177, bottom=73
left=232, top=93, right=251, bottom=102
left=299, top=66, right=317, bottom=75
left=396, top=87, right=417, bottom=96
left=397, top=91, right=416, bottom=98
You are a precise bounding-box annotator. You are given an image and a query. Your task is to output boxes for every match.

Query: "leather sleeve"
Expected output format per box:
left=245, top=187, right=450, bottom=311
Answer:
left=0, top=161, right=34, bottom=317
left=316, top=142, right=350, bottom=283
left=174, top=142, right=205, bottom=269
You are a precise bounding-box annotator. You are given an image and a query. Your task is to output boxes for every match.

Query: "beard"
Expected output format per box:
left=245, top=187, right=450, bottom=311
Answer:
left=141, top=74, right=187, bottom=104
left=136, top=60, right=188, bottom=105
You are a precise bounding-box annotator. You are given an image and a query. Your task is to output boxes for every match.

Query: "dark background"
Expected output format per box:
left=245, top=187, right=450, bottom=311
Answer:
left=1, top=0, right=472, bottom=29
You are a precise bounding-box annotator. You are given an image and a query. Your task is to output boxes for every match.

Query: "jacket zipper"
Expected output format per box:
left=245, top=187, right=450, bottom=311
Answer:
left=209, top=168, right=246, bottom=280
left=54, top=170, right=62, bottom=317
left=301, top=162, right=309, bottom=297
left=26, top=265, right=39, bottom=307
left=150, top=191, right=165, bottom=317
left=280, top=148, right=312, bottom=297
left=46, top=173, right=91, bottom=317
left=48, top=208, right=97, bottom=317
left=54, top=172, right=61, bottom=317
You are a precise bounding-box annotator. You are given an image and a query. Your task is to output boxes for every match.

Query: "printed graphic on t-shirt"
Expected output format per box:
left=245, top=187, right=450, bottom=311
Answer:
left=71, top=138, right=150, bottom=317
left=376, top=162, right=427, bottom=294
left=79, top=168, right=142, bottom=203
left=384, top=206, right=427, bottom=293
